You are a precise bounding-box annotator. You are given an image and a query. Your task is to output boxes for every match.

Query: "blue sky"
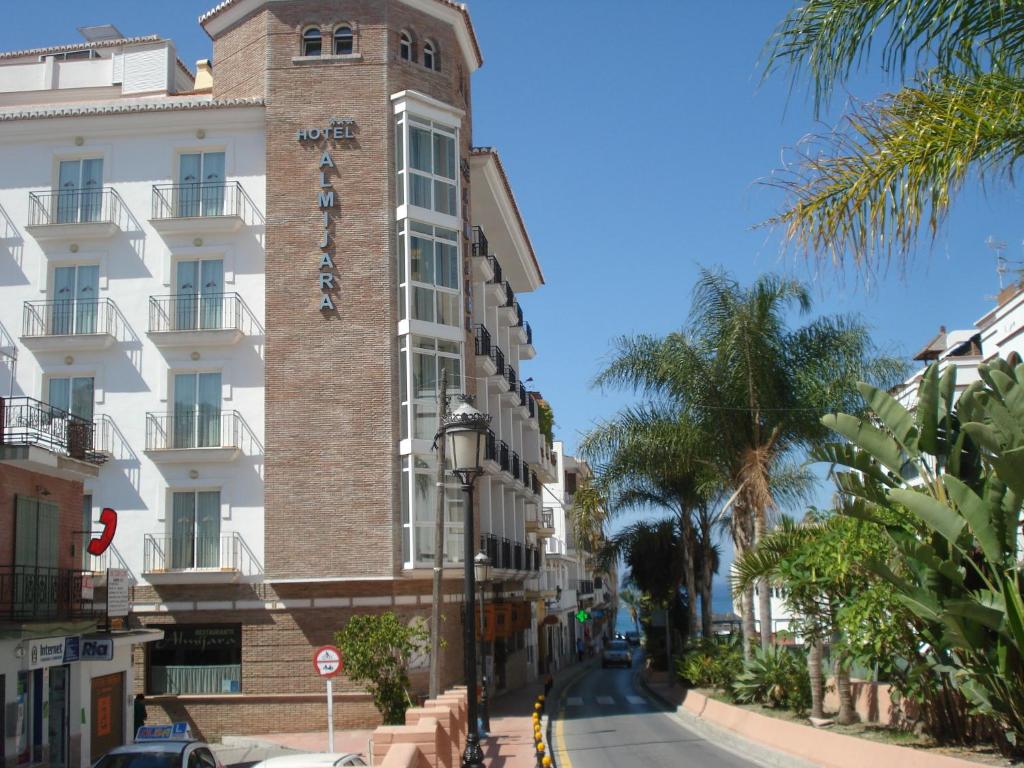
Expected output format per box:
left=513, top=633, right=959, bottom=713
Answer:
left=5, top=1, right=1022, bottom=606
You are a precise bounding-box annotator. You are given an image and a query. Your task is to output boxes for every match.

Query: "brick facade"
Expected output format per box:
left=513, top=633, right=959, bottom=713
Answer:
left=0, top=464, right=84, bottom=570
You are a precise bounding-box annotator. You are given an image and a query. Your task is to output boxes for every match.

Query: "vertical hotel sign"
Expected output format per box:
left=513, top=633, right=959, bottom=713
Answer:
left=296, top=118, right=357, bottom=312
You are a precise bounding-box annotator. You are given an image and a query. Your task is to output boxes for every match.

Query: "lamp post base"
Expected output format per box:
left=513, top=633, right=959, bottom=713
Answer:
left=461, top=733, right=485, bottom=768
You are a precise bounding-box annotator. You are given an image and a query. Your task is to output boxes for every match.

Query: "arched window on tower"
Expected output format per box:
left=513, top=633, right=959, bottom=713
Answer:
left=302, top=27, right=322, bottom=57
left=423, top=41, right=439, bottom=71
left=400, top=31, right=414, bottom=61
left=334, top=25, right=354, bottom=55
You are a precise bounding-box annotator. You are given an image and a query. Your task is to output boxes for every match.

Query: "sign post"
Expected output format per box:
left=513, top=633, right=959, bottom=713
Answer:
left=313, top=645, right=342, bottom=752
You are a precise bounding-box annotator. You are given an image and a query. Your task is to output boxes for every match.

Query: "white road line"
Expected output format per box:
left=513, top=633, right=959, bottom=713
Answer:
left=567, top=696, right=583, bottom=706
left=596, top=695, right=615, bottom=705
left=626, top=695, right=646, bottom=705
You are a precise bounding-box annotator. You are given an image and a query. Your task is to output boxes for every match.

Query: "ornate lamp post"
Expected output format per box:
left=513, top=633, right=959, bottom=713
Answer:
left=443, top=396, right=490, bottom=768
left=474, top=550, right=492, bottom=734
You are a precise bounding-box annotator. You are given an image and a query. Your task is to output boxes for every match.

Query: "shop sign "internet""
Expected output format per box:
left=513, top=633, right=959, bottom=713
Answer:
left=297, top=119, right=357, bottom=312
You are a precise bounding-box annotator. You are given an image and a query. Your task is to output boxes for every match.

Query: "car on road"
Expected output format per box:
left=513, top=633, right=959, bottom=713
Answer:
left=92, top=726, right=223, bottom=768
left=624, top=631, right=641, bottom=646
left=601, top=639, right=632, bottom=668
left=251, top=754, right=367, bottom=767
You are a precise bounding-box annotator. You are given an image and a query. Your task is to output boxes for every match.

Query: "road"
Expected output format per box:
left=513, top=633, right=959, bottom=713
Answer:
left=552, top=651, right=760, bottom=768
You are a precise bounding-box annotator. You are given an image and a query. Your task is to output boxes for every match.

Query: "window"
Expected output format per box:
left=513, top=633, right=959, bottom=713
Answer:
left=173, top=258, right=224, bottom=331
left=148, top=624, right=240, bottom=694
left=396, top=116, right=457, bottom=216
left=333, top=25, right=353, bottom=55
left=177, top=151, right=226, bottom=217
left=14, top=496, right=59, bottom=617
left=56, top=158, right=103, bottom=223
left=401, top=455, right=464, bottom=567
left=50, top=264, right=99, bottom=335
left=81, top=494, right=93, bottom=570
left=400, top=31, right=414, bottom=61
left=399, top=334, right=462, bottom=440
left=397, top=221, right=461, bottom=327
left=423, top=41, right=438, bottom=71
left=172, top=372, right=222, bottom=449
left=171, top=490, right=221, bottom=569
left=48, top=376, right=94, bottom=421
left=302, top=27, right=322, bottom=56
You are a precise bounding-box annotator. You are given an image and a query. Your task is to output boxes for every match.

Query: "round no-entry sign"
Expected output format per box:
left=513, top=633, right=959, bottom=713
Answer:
left=314, top=645, right=342, bottom=677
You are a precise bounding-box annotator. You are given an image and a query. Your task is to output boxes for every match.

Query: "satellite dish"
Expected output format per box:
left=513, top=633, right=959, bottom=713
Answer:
left=77, top=25, right=125, bottom=43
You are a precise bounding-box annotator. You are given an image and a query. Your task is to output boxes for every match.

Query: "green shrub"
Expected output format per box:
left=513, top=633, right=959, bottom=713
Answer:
left=732, top=645, right=811, bottom=714
left=677, top=637, right=743, bottom=690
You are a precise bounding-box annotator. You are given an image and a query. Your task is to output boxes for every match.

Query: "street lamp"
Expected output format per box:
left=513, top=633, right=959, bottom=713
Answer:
left=443, top=396, right=491, bottom=768
left=474, top=550, right=492, bottom=733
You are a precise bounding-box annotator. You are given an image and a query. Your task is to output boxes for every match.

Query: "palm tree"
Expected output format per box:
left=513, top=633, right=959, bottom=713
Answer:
left=596, top=268, right=904, bottom=653
left=763, top=1, right=1024, bottom=270
left=619, top=587, right=642, bottom=635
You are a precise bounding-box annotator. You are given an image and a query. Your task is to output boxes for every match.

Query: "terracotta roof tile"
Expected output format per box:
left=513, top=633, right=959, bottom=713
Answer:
left=0, top=35, right=163, bottom=61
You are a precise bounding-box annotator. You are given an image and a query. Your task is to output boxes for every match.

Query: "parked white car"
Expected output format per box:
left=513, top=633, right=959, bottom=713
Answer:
left=251, top=754, right=366, bottom=768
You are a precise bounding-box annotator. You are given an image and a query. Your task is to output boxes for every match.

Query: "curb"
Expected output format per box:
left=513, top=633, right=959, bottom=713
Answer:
left=636, top=675, right=820, bottom=768
left=546, top=659, right=598, bottom=768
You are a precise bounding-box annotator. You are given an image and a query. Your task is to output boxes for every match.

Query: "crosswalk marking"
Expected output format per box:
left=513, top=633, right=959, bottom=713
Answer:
left=596, top=696, right=615, bottom=705
left=567, top=697, right=583, bottom=706
left=626, top=695, right=646, bottom=705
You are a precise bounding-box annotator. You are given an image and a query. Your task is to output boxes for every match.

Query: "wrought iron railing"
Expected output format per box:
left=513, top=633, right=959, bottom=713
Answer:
left=533, top=547, right=542, bottom=571
left=532, top=473, right=543, bottom=497
left=524, top=321, right=533, bottom=346
left=501, top=538, right=512, bottom=570
left=511, top=451, right=521, bottom=482
left=0, top=396, right=97, bottom=461
left=518, top=382, right=528, bottom=408
left=490, top=344, right=505, bottom=376
left=474, top=324, right=491, bottom=357
left=522, top=461, right=531, bottom=486
left=143, top=532, right=254, bottom=573
left=507, top=364, right=517, bottom=390
left=484, top=429, right=497, bottom=463
left=482, top=534, right=499, bottom=568
left=577, top=579, right=594, bottom=595
left=502, top=281, right=515, bottom=308
left=527, top=394, right=536, bottom=419
left=23, top=299, right=118, bottom=338
left=514, top=303, right=524, bottom=327
left=151, top=181, right=250, bottom=220
left=149, top=293, right=258, bottom=335
left=487, top=256, right=502, bottom=285
left=541, top=507, right=554, bottom=529
left=498, top=440, right=510, bottom=473
left=0, top=565, right=102, bottom=621
left=513, top=543, right=523, bottom=571
left=472, top=226, right=489, bottom=259
left=145, top=410, right=259, bottom=453
left=28, top=187, right=124, bottom=227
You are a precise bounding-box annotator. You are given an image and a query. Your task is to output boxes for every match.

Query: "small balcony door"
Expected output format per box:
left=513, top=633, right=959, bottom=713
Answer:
left=47, top=376, right=94, bottom=421
left=172, top=372, right=221, bottom=449
left=14, top=496, right=59, bottom=617
left=51, top=265, right=99, bottom=335
left=175, top=259, right=224, bottom=330
left=171, top=491, right=221, bottom=569
left=56, top=158, right=102, bottom=224
left=177, top=152, right=225, bottom=217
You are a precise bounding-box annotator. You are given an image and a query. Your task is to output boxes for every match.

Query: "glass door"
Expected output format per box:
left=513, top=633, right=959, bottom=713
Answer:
left=172, top=373, right=221, bottom=448
left=48, top=376, right=94, bottom=421
left=175, top=259, right=224, bottom=330
left=47, top=667, right=69, bottom=768
left=178, top=152, right=225, bottom=217
left=56, top=159, right=102, bottom=223
left=51, top=265, right=99, bottom=335
left=171, top=491, right=221, bottom=569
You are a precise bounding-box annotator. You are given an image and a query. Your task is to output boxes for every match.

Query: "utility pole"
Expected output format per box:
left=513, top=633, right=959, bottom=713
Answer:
left=429, top=367, right=448, bottom=699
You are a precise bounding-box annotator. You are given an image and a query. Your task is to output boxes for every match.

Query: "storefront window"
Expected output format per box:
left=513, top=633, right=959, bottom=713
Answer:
left=148, top=625, right=241, bottom=694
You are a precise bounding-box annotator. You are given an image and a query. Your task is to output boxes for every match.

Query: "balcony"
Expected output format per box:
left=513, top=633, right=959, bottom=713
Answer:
left=485, top=256, right=505, bottom=304
left=79, top=534, right=134, bottom=585
left=481, top=533, right=499, bottom=570
left=489, top=344, right=509, bottom=391
left=501, top=538, right=512, bottom=571
left=0, top=566, right=102, bottom=623
left=21, top=299, right=120, bottom=352
left=498, top=281, right=517, bottom=324
left=511, top=451, right=521, bottom=487
left=514, top=382, right=531, bottom=418
left=520, top=320, right=535, bottom=360
left=528, top=506, right=555, bottom=538
left=500, top=364, right=519, bottom=403
left=471, top=227, right=494, bottom=282
left=150, top=182, right=252, bottom=235
left=498, top=440, right=511, bottom=475
left=483, top=429, right=500, bottom=475
left=142, top=531, right=258, bottom=584
left=0, top=396, right=102, bottom=479
left=577, top=579, right=595, bottom=596
left=148, top=293, right=259, bottom=348
left=513, top=542, right=523, bottom=572
left=144, top=410, right=258, bottom=463
left=474, top=324, right=496, bottom=377
left=26, top=188, right=126, bottom=242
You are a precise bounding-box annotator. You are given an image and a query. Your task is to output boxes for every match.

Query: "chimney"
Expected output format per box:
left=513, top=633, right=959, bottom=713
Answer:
left=194, top=59, right=213, bottom=93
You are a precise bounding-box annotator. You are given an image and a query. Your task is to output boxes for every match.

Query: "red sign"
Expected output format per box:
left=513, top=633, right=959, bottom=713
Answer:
left=314, top=645, right=342, bottom=677
left=87, top=508, right=117, bottom=556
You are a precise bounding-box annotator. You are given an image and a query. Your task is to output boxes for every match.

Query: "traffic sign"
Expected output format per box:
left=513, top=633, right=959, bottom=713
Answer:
left=314, top=645, right=342, bottom=677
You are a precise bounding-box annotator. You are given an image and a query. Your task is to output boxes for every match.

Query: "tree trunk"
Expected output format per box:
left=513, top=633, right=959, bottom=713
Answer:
left=754, top=506, right=772, bottom=650
left=733, top=503, right=757, bottom=660
left=808, top=639, right=825, bottom=720
left=680, top=508, right=698, bottom=639
left=664, top=600, right=673, bottom=674
left=834, top=652, right=859, bottom=725
left=428, top=369, right=448, bottom=699
left=700, top=552, right=713, bottom=640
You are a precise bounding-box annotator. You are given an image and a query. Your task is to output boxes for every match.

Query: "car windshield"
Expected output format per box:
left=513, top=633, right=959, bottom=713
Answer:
left=608, top=641, right=628, bottom=651
left=94, top=752, right=181, bottom=768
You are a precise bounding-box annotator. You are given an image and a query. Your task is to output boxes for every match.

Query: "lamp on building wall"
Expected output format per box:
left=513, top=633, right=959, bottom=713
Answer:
left=442, top=396, right=491, bottom=768
left=473, top=550, right=492, bottom=733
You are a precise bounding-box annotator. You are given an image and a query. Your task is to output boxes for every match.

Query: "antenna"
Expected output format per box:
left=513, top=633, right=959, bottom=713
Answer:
left=986, top=235, right=1009, bottom=288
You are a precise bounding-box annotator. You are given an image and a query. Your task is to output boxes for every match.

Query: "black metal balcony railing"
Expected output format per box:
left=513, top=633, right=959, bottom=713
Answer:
left=525, top=545, right=535, bottom=572
left=513, top=543, right=523, bottom=571
left=541, top=507, right=555, bottom=529
left=28, top=187, right=124, bottom=227
left=0, top=396, right=97, bottom=462
left=474, top=324, right=492, bottom=357
left=0, top=565, right=101, bottom=621
left=532, top=472, right=543, bottom=497
left=484, top=429, right=497, bottom=463
left=487, top=255, right=502, bottom=285
left=490, top=345, right=505, bottom=376
left=518, top=382, right=528, bottom=408
left=523, top=462, right=532, bottom=487
left=23, top=299, right=117, bottom=338
left=143, top=532, right=250, bottom=573
left=501, top=539, right=512, bottom=571
left=482, top=534, right=499, bottom=568
left=527, top=394, right=536, bottom=419
left=502, top=281, right=515, bottom=308
left=577, top=579, right=595, bottom=595
left=524, top=321, right=533, bottom=346
left=514, top=302, right=524, bottom=327
left=498, top=440, right=510, bottom=473
left=507, top=365, right=517, bottom=390
left=151, top=181, right=248, bottom=220
left=534, top=547, right=542, bottom=571
left=511, top=451, right=521, bottom=482
left=145, top=410, right=249, bottom=452
left=149, top=293, right=255, bottom=334
left=472, top=226, right=489, bottom=259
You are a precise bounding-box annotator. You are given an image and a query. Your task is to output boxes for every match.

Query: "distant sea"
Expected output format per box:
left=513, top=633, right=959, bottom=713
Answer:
left=614, top=585, right=735, bottom=634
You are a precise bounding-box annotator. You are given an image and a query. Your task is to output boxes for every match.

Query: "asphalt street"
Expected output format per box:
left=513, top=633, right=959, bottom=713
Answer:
left=553, top=652, right=760, bottom=768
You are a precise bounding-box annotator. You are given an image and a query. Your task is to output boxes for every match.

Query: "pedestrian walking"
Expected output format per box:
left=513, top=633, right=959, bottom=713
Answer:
left=576, top=637, right=584, bottom=662
left=133, top=694, right=147, bottom=736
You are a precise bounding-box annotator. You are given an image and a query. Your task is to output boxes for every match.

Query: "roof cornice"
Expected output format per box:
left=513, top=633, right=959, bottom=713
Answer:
left=199, top=0, right=482, bottom=72
left=0, top=35, right=163, bottom=61
left=0, top=96, right=263, bottom=122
